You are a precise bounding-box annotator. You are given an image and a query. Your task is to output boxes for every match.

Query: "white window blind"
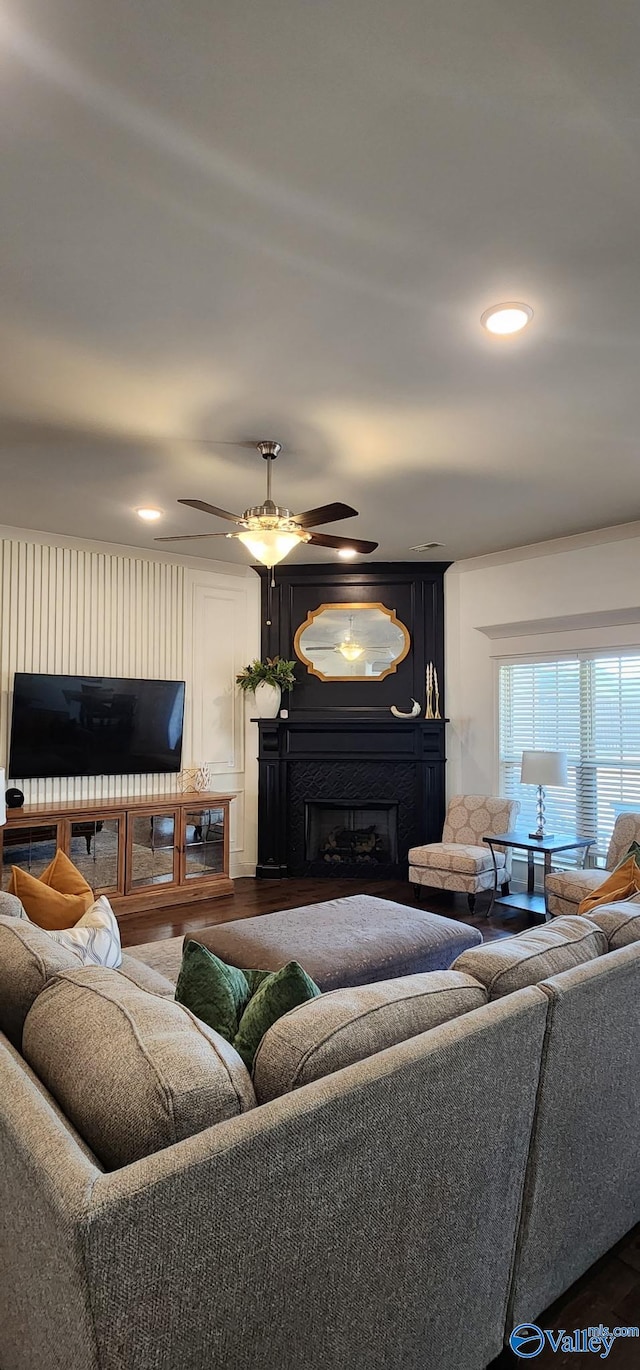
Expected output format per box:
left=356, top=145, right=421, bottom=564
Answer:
left=499, top=653, right=640, bottom=861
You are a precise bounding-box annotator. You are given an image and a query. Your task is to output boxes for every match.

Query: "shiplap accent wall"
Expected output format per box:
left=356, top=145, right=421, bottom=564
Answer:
left=0, top=537, right=185, bottom=804
left=0, top=532, right=262, bottom=874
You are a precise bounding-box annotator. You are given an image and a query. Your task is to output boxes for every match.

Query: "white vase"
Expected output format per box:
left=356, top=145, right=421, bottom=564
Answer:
left=254, top=681, right=281, bottom=718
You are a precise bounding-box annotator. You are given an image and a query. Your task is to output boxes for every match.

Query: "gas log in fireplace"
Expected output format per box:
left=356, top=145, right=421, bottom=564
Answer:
left=305, top=801, right=399, bottom=875
left=255, top=717, right=446, bottom=879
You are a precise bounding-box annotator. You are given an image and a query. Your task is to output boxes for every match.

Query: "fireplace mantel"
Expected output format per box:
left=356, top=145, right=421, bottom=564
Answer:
left=255, top=715, right=447, bottom=879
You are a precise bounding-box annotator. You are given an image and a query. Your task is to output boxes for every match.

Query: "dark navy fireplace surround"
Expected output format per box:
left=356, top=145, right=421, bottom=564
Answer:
left=253, top=562, right=448, bottom=879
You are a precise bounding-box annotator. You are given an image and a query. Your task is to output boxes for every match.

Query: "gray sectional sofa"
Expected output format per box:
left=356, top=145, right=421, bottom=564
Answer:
left=1, top=894, right=639, bottom=1370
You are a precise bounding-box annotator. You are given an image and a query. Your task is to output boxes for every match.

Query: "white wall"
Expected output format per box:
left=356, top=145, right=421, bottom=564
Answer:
left=445, top=521, right=640, bottom=799
left=0, top=527, right=260, bottom=876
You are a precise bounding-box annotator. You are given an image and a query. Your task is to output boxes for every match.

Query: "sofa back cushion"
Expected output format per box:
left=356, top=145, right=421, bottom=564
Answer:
left=451, top=916, right=606, bottom=1000
left=0, top=890, right=26, bottom=919
left=586, top=902, right=640, bottom=950
left=252, top=970, right=487, bottom=1103
left=22, top=967, right=255, bottom=1169
left=0, top=914, right=82, bottom=1048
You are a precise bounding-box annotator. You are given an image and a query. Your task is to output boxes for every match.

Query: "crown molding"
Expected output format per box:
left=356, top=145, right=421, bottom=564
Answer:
left=446, top=518, right=640, bottom=576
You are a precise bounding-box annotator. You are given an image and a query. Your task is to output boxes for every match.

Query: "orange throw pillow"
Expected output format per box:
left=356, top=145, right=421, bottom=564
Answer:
left=578, top=855, right=640, bottom=917
left=39, top=848, right=94, bottom=897
left=9, top=854, right=94, bottom=930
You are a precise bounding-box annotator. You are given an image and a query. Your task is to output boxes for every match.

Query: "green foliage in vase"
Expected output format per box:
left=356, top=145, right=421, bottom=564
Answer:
left=235, top=657, right=296, bottom=693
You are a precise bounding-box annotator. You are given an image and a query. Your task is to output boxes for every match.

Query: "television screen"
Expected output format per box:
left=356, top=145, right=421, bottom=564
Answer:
left=9, top=673, right=185, bottom=780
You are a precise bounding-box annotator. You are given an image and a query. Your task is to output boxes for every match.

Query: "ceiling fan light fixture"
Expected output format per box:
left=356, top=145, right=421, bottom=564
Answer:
left=237, top=526, right=308, bottom=567
left=337, top=640, right=365, bottom=661
left=336, top=613, right=364, bottom=661
left=480, top=302, right=533, bottom=335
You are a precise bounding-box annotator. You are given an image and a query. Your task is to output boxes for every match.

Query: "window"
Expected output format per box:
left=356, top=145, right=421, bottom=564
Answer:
left=499, top=653, right=640, bottom=860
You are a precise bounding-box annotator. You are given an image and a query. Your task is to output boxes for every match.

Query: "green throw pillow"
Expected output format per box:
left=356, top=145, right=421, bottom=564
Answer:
left=175, top=940, right=320, bottom=1069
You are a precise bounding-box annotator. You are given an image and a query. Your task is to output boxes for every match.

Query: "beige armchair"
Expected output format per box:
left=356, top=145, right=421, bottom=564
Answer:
left=408, top=794, right=520, bottom=912
left=546, top=811, right=640, bottom=916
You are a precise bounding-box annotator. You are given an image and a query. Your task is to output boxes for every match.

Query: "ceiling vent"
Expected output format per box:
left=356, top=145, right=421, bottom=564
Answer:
left=410, top=542, right=444, bottom=552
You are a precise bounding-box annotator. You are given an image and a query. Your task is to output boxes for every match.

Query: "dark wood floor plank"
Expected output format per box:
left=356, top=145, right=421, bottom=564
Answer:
left=119, top=876, right=532, bottom=948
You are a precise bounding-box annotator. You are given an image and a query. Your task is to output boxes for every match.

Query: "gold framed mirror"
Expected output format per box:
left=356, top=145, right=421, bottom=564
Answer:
left=294, top=602, right=410, bottom=681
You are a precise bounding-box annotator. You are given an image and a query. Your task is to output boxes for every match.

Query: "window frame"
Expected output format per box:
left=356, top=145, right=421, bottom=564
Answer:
left=495, top=645, right=640, bottom=862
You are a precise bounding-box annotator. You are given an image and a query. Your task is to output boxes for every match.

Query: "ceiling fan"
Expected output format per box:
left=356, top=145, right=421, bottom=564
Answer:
left=155, top=440, right=378, bottom=568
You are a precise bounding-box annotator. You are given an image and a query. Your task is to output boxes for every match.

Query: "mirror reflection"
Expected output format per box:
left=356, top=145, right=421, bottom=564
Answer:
left=294, top=602, right=410, bottom=680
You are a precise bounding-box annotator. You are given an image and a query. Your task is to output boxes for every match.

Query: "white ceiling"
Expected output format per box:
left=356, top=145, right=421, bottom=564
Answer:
left=1, top=0, right=640, bottom=563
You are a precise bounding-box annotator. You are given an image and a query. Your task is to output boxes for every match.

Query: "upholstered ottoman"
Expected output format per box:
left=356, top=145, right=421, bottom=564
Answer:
left=189, top=895, right=482, bottom=992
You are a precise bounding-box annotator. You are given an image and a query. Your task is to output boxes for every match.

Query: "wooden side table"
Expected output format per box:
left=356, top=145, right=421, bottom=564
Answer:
left=483, top=831, right=595, bottom=919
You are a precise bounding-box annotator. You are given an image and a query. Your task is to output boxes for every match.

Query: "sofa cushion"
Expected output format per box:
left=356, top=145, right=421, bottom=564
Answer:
left=451, top=916, right=607, bottom=1000
left=586, top=903, right=640, bottom=950
left=118, top=952, right=176, bottom=997
left=545, top=867, right=606, bottom=907
left=0, top=914, right=82, bottom=1048
left=252, top=970, right=488, bottom=1103
left=0, top=890, right=26, bottom=919
left=407, top=842, right=504, bottom=875
left=22, top=967, right=255, bottom=1169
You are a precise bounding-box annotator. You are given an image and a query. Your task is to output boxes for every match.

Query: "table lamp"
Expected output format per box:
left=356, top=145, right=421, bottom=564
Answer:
left=520, top=750, right=568, bottom=840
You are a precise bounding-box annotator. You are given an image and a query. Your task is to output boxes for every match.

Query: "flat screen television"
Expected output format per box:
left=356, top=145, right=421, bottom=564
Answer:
left=9, top=673, right=186, bottom=780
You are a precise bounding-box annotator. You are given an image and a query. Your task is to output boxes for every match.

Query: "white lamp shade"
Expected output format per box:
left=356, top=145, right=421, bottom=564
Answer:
left=0, top=769, right=5, bottom=826
left=520, top=749, right=568, bottom=787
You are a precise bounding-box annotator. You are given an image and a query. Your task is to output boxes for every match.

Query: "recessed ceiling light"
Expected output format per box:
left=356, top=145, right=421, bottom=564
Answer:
left=136, top=507, right=163, bottom=521
left=480, top=302, right=533, bottom=335
left=338, top=547, right=358, bottom=559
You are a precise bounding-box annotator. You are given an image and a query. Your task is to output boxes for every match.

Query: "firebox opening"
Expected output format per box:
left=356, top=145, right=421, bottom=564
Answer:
left=305, top=801, right=399, bottom=867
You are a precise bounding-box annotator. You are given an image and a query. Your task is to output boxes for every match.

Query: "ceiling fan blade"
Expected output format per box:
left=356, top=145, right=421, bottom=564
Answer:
left=154, top=532, right=234, bottom=542
left=307, top=532, right=378, bottom=553
left=291, top=502, right=358, bottom=528
left=178, top=499, right=241, bottom=522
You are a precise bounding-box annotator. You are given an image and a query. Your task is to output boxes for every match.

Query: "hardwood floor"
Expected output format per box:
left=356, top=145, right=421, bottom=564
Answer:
left=118, top=875, right=533, bottom=948
left=119, top=876, right=639, bottom=1358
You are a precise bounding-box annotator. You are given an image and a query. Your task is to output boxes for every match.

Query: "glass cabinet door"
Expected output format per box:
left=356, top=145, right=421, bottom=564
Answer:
left=182, top=806, right=226, bottom=881
left=127, top=811, right=179, bottom=890
left=1, top=823, right=60, bottom=891
left=67, top=817, right=123, bottom=894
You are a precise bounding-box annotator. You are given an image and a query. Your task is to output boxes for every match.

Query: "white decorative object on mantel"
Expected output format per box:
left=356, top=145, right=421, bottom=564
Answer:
left=390, top=700, right=421, bottom=719
left=254, top=681, right=281, bottom=718
left=425, top=663, right=441, bottom=720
